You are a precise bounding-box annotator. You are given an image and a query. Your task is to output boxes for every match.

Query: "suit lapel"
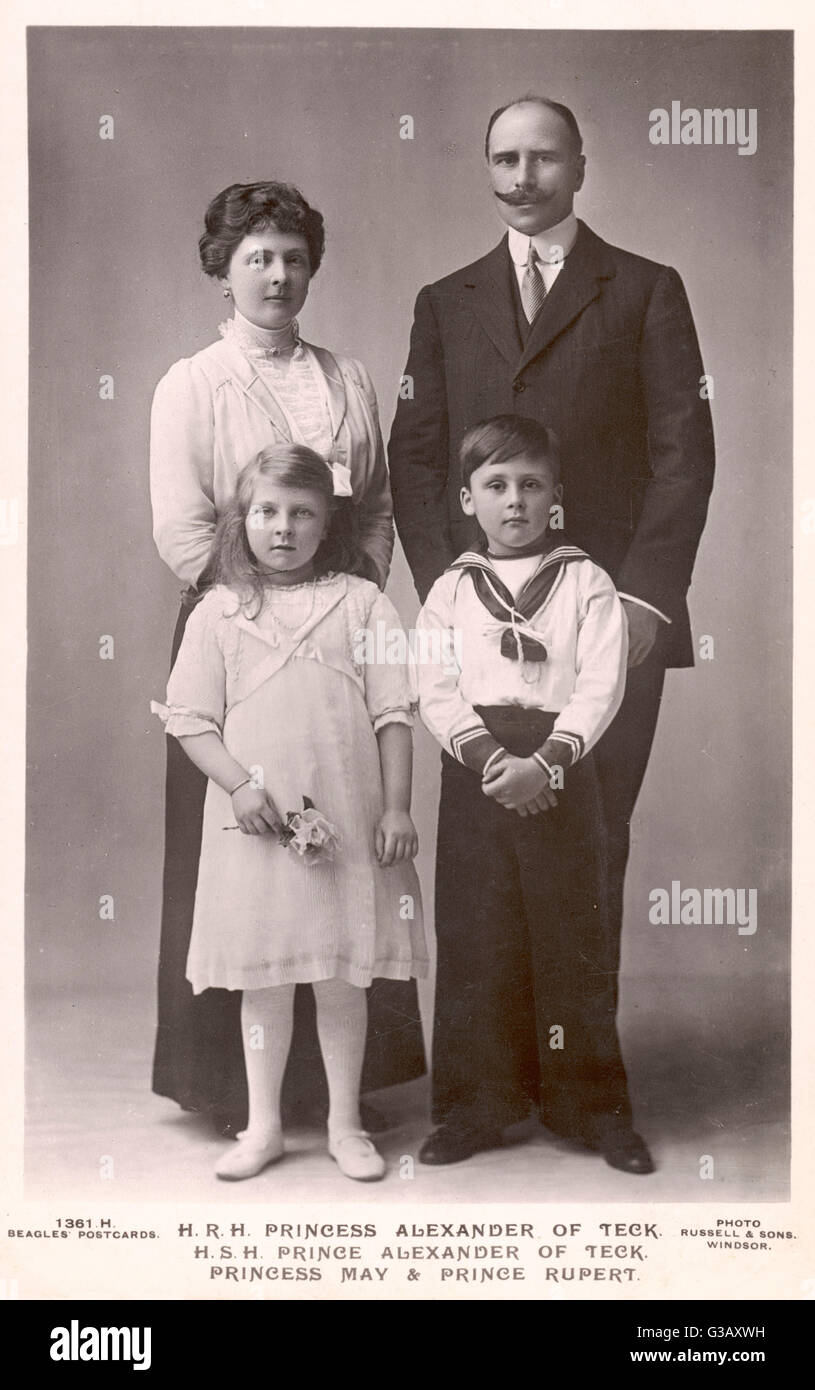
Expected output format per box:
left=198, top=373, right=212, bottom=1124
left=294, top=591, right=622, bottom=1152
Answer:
left=518, top=220, right=617, bottom=372
left=463, top=239, right=522, bottom=368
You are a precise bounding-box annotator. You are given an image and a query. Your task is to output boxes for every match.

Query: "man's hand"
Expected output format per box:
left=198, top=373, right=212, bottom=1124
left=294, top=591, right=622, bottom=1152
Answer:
left=621, top=599, right=660, bottom=668
left=482, top=753, right=558, bottom=815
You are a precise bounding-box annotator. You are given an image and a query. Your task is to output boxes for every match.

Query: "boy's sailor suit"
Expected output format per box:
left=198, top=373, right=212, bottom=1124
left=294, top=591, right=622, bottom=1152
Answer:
left=415, top=538, right=635, bottom=1138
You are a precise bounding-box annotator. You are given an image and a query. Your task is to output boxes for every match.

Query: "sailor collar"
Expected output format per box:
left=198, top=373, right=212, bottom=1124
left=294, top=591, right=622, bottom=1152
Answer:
left=447, top=542, right=589, bottom=663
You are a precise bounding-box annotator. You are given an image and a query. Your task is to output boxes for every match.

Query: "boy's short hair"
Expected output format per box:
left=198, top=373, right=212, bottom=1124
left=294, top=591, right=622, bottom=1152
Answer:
left=460, top=415, right=561, bottom=487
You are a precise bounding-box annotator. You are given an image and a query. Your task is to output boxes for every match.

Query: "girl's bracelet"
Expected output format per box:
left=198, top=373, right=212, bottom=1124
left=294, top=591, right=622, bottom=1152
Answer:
left=229, top=777, right=251, bottom=796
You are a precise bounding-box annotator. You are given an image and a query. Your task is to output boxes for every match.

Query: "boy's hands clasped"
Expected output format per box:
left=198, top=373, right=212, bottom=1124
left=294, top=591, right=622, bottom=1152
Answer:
left=230, top=759, right=556, bottom=834
left=482, top=751, right=558, bottom=816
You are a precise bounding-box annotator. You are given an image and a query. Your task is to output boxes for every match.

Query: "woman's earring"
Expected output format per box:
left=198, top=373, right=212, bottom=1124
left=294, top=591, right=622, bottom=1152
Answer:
left=223, top=287, right=232, bottom=299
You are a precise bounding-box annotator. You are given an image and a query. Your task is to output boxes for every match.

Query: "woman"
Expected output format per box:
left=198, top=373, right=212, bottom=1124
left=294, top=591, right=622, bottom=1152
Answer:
left=150, top=181, right=426, bottom=1137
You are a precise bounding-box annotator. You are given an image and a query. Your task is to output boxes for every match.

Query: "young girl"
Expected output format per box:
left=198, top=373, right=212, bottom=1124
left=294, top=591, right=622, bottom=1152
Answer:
left=152, top=444, right=427, bottom=1181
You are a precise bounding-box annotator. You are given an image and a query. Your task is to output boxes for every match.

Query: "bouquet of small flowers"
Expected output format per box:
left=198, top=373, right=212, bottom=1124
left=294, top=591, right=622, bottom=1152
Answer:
left=278, top=797, right=341, bottom=865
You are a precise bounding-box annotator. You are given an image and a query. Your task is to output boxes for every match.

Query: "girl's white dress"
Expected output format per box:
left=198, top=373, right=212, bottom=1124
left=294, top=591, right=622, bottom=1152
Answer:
left=153, top=574, right=428, bottom=994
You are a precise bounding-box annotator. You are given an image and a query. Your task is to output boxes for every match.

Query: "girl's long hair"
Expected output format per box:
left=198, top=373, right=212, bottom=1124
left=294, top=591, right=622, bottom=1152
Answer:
left=207, top=444, right=374, bottom=617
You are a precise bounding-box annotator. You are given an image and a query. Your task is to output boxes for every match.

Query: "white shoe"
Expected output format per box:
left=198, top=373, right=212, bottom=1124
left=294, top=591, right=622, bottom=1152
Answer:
left=215, top=1132, right=284, bottom=1181
left=328, top=1131, right=386, bottom=1182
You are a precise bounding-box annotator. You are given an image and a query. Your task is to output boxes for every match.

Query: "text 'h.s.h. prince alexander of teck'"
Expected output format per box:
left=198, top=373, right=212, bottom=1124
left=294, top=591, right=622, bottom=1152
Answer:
left=388, top=96, right=715, bottom=1174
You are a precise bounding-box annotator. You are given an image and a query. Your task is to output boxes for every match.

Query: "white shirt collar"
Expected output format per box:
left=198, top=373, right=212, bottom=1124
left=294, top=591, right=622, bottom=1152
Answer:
left=507, top=212, right=579, bottom=267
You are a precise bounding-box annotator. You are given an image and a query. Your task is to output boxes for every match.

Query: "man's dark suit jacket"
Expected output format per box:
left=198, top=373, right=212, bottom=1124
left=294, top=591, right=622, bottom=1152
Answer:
left=388, top=220, right=715, bottom=667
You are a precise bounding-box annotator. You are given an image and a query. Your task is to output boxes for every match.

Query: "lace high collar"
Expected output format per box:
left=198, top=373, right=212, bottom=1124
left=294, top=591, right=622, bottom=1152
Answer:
left=219, top=308, right=304, bottom=359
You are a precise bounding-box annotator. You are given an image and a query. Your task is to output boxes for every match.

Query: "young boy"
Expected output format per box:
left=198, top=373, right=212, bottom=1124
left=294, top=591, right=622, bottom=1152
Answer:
left=415, top=414, right=654, bottom=1175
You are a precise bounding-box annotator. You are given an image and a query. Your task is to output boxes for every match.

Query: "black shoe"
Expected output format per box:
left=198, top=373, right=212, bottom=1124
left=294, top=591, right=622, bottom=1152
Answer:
left=584, top=1121, right=655, bottom=1175
left=543, top=1115, right=655, bottom=1174
left=419, top=1125, right=503, bottom=1166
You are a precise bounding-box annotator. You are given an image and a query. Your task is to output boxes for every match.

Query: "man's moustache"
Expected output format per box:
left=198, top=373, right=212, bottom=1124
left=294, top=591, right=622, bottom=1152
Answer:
left=495, top=191, right=546, bottom=206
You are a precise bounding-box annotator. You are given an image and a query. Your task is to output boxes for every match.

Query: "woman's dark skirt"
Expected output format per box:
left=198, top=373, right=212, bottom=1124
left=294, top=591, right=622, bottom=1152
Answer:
left=152, top=594, right=426, bottom=1135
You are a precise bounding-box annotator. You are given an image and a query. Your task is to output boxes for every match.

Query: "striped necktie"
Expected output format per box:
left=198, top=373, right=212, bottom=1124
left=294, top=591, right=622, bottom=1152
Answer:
left=521, top=241, right=546, bottom=322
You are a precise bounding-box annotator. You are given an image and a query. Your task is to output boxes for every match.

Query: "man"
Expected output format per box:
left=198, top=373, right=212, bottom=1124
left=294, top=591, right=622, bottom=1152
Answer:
left=388, top=96, right=715, bottom=1174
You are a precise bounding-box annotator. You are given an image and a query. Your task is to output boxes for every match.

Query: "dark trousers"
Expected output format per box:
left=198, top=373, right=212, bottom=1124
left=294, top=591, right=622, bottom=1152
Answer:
left=152, top=597, right=426, bottom=1135
left=431, top=652, right=665, bottom=1135
left=593, top=650, right=666, bottom=997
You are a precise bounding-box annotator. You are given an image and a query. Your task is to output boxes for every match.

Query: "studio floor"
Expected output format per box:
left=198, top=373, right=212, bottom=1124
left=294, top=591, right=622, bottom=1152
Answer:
left=24, top=978, right=788, bottom=1206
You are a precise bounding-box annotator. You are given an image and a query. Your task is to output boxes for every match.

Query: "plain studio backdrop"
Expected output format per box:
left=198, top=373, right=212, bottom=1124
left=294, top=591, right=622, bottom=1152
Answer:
left=25, top=27, right=791, bottom=1201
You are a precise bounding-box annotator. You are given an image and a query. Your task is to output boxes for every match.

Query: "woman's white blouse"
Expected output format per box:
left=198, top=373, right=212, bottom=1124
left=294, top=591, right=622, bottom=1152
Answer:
left=149, top=335, right=394, bottom=589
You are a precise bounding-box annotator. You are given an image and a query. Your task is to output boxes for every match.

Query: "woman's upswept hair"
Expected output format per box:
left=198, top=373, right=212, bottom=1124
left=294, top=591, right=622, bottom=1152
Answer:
left=208, top=444, right=372, bottom=616
left=199, top=181, right=325, bottom=277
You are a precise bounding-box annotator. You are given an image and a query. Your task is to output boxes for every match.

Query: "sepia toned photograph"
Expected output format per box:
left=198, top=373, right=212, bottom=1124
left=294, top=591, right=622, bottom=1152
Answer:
left=4, top=9, right=807, bottom=1303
